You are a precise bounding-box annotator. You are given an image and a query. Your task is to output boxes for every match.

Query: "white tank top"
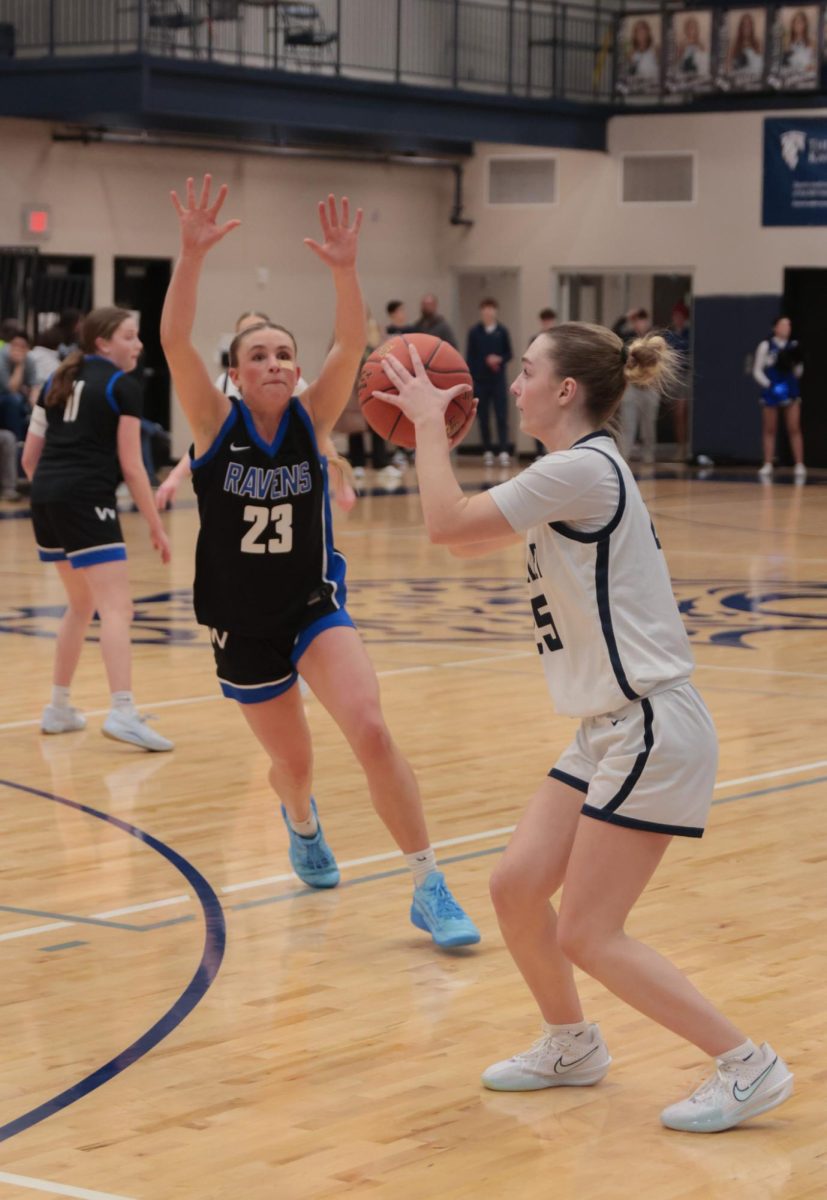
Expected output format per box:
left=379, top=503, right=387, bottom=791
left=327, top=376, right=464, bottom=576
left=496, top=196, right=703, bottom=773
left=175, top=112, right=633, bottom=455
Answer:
left=489, top=431, right=693, bottom=718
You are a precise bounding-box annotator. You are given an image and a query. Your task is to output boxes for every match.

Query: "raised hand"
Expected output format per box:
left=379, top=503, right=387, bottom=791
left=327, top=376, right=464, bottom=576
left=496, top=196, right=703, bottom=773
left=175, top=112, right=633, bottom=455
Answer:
left=304, top=195, right=363, bottom=271
left=170, top=174, right=241, bottom=258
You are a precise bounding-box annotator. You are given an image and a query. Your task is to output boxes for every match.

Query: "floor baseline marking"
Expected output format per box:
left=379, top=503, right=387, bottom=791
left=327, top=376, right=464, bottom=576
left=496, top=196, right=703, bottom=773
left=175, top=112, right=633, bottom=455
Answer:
left=0, top=1170, right=137, bottom=1200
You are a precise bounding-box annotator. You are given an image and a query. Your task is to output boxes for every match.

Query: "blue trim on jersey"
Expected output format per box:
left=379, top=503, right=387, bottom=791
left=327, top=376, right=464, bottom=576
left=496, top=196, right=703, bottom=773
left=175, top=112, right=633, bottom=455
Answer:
left=570, top=429, right=612, bottom=447
left=219, top=674, right=297, bottom=703
left=37, top=546, right=67, bottom=563
left=549, top=447, right=638, bottom=701
left=292, top=401, right=349, bottom=613
left=549, top=448, right=626, bottom=544
left=604, top=697, right=654, bottom=812
left=104, top=369, right=125, bottom=415
left=291, top=608, right=356, bottom=666
left=548, top=767, right=589, bottom=794
left=581, top=805, right=703, bottom=838
left=68, top=544, right=127, bottom=569
left=190, top=405, right=238, bottom=471
left=595, top=537, right=640, bottom=701
left=239, top=396, right=294, bottom=458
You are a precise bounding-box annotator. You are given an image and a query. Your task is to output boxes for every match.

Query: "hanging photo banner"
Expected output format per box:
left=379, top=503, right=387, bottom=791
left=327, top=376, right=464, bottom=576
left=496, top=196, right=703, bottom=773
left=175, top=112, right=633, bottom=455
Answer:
left=715, top=7, right=767, bottom=90
left=666, top=10, right=715, bottom=93
left=616, top=14, right=663, bottom=96
left=767, top=5, right=820, bottom=89
left=763, top=116, right=827, bottom=225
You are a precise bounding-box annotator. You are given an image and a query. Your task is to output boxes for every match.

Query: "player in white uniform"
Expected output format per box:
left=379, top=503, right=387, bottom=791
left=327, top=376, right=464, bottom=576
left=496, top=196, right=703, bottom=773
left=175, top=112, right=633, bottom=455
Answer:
left=376, top=321, right=793, bottom=1133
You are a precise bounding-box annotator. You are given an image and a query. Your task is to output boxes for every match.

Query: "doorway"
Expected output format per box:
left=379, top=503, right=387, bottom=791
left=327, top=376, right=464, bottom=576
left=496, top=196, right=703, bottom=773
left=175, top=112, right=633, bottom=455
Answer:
left=114, top=257, right=172, bottom=430
left=784, top=268, right=827, bottom=467
left=35, top=256, right=93, bottom=336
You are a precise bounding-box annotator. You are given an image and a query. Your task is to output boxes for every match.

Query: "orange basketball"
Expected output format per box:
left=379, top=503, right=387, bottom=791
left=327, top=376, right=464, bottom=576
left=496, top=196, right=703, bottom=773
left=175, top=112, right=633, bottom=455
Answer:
left=357, top=333, right=474, bottom=450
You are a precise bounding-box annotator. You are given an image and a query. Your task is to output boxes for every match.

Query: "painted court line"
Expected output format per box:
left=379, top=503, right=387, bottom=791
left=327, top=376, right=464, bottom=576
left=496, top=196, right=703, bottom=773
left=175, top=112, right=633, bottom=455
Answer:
left=1, top=652, right=826, bottom=735
left=3, top=759, right=825, bottom=946
left=0, top=1169, right=137, bottom=1199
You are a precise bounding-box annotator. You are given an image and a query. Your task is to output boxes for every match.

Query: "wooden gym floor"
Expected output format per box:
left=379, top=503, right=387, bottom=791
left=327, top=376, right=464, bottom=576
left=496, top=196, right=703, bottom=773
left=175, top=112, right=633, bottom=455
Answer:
left=0, top=461, right=825, bottom=1200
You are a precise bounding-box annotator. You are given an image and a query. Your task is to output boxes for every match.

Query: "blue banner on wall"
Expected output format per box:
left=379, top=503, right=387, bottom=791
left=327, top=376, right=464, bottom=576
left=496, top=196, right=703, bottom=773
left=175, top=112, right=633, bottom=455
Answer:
left=763, top=117, right=827, bottom=225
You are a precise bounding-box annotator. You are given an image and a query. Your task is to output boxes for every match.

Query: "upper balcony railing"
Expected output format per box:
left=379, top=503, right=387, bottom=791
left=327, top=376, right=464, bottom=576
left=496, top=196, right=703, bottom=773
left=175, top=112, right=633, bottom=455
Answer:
left=0, top=0, right=617, bottom=103
left=0, top=0, right=822, bottom=107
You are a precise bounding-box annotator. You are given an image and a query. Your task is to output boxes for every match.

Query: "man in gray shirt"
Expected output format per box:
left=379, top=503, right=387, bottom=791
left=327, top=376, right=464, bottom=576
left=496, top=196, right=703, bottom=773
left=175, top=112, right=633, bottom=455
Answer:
left=407, top=293, right=458, bottom=348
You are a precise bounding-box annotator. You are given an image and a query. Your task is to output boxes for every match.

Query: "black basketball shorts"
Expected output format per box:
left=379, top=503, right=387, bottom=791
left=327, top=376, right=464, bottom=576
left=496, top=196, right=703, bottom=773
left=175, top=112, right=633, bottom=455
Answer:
left=31, top=499, right=126, bottom=569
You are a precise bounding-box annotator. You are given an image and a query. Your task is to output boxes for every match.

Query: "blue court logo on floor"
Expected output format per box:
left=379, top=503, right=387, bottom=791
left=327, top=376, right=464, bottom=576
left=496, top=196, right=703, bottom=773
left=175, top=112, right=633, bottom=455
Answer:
left=1, top=579, right=825, bottom=649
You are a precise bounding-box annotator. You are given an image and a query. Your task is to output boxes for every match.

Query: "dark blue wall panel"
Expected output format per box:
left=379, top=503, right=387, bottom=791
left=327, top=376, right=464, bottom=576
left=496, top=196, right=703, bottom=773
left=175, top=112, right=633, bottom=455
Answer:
left=692, top=294, right=779, bottom=462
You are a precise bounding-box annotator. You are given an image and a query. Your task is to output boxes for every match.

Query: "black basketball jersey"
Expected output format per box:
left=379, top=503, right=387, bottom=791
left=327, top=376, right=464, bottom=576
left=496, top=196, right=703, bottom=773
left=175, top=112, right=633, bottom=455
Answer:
left=31, top=356, right=144, bottom=503
left=191, top=398, right=347, bottom=637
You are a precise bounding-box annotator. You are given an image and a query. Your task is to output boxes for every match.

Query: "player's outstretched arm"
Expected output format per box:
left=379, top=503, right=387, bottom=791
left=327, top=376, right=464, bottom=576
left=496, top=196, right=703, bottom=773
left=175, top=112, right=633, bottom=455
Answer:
left=303, top=196, right=366, bottom=442
left=161, top=174, right=239, bottom=457
left=376, top=346, right=514, bottom=546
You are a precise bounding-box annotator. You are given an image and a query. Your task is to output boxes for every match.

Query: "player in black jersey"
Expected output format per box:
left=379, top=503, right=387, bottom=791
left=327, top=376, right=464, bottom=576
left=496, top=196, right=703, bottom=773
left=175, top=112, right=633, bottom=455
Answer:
left=21, top=307, right=174, bottom=751
left=160, top=175, right=479, bottom=947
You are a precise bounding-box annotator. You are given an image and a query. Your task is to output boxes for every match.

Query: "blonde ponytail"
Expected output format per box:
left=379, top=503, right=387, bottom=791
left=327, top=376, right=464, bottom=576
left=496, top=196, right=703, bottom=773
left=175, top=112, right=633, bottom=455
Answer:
left=624, top=334, right=679, bottom=395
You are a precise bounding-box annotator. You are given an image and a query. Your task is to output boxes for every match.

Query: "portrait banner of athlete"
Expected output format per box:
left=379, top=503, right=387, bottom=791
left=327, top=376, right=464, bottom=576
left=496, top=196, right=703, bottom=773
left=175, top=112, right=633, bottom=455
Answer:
left=358, top=332, right=476, bottom=449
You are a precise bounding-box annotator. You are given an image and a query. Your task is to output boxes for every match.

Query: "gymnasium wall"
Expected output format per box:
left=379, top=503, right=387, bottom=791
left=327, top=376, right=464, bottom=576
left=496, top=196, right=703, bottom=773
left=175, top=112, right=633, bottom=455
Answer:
left=3, top=107, right=827, bottom=456
left=0, top=118, right=455, bottom=455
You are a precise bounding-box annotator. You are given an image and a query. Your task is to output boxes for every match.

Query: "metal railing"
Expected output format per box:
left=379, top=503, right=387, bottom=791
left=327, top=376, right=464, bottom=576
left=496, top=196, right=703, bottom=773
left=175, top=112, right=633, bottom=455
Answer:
left=0, top=0, right=616, bottom=103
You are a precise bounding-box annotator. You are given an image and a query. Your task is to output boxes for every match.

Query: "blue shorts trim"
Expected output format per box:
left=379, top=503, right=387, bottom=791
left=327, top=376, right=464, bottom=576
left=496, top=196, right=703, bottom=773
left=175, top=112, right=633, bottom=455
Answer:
left=68, top=544, right=127, bottom=569
left=218, top=673, right=297, bottom=704
left=37, top=546, right=67, bottom=563
left=581, top=804, right=704, bottom=839
left=548, top=767, right=590, bottom=794
left=291, top=608, right=356, bottom=665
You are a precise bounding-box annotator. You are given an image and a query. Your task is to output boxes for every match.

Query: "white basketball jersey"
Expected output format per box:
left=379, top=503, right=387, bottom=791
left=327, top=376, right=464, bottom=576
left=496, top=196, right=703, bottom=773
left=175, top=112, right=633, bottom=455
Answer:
left=489, top=432, right=693, bottom=718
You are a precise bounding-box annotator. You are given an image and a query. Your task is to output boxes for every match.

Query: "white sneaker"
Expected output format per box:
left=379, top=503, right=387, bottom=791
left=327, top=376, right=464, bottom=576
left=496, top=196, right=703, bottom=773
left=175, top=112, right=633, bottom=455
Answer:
left=377, top=464, right=402, bottom=481
left=758, top=462, right=773, bottom=479
left=41, top=704, right=86, bottom=734
left=103, top=709, right=174, bottom=752
left=482, top=1023, right=611, bottom=1091
left=793, top=463, right=807, bottom=483
left=498, top=451, right=511, bottom=467
left=391, top=450, right=409, bottom=469
left=483, top=451, right=495, bottom=467
left=352, top=466, right=366, bottom=480
left=660, top=1042, right=793, bottom=1133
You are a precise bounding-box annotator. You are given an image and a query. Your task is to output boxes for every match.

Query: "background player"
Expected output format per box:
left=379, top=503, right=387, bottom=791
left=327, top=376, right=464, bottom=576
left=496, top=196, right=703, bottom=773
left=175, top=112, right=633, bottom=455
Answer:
left=375, top=323, right=793, bottom=1131
left=159, top=175, right=479, bottom=947
left=21, top=307, right=174, bottom=751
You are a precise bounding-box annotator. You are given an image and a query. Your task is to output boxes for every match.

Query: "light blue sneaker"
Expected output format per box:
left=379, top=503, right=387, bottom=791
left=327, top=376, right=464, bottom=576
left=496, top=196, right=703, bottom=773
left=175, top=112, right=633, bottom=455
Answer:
left=410, top=870, right=481, bottom=948
left=280, top=798, right=340, bottom=889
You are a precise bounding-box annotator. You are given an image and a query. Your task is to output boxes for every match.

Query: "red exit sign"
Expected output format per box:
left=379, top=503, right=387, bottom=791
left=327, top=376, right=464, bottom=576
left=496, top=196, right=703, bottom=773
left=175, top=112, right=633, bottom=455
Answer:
left=22, top=205, right=51, bottom=239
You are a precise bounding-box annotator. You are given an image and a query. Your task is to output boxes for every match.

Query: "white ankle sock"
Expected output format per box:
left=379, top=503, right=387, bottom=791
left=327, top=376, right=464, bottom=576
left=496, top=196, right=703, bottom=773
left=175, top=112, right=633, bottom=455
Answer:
left=51, top=685, right=72, bottom=710
left=718, top=1038, right=758, bottom=1063
left=289, top=809, right=319, bottom=838
left=543, top=1019, right=591, bottom=1036
left=405, top=847, right=437, bottom=887
left=111, top=691, right=136, bottom=714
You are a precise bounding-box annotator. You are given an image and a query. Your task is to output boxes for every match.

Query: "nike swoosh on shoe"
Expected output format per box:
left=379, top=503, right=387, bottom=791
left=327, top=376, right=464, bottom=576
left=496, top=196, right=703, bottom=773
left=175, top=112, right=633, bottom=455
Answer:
left=553, top=1044, right=601, bottom=1074
left=732, top=1057, right=778, bottom=1102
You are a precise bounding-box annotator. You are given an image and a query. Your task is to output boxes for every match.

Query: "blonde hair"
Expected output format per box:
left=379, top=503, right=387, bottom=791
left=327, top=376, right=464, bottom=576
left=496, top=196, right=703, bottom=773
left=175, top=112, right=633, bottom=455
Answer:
left=537, top=322, right=678, bottom=425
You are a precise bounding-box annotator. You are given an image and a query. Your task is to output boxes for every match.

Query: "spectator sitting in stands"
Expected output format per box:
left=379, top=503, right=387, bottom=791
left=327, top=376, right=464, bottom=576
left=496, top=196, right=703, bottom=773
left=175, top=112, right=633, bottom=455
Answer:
left=385, top=299, right=407, bottom=337
left=39, top=308, right=83, bottom=360
left=0, top=327, right=36, bottom=442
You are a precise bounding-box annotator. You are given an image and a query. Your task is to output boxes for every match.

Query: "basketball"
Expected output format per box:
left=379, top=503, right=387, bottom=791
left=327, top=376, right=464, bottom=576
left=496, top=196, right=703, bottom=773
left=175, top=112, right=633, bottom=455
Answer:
left=357, top=333, right=474, bottom=449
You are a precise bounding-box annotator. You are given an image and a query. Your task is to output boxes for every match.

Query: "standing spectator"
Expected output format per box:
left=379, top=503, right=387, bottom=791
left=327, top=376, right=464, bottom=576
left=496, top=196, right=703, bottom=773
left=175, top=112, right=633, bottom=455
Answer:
left=664, top=302, right=691, bottom=461
left=467, top=297, right=514, bottom=466
left=385, top=299, right=407, bottom=336
left=614, top=309, right=659, bottom=464
left=533, top=309, right=557, bottom=458
left=753, top=315, right=805, bottom=481
left=39, top=308, right=83, bottom=359
left=408, top=293, right=457, bottom=348
left=0, top=429, right=20, bottom=500
left=0, top=328, right=36, bottom=441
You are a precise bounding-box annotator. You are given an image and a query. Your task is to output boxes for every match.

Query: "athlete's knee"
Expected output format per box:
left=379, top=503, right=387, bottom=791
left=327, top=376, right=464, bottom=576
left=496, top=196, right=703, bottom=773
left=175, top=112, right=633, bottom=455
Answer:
left=68, top=595, right=96, bottom=623
left=348, top=707, right=394, bottom=763
left=489, top=861, right=543, bottom=922
left=556, top=913, right=612, bottom=969
left=268, top=747, right=312, bottom=793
